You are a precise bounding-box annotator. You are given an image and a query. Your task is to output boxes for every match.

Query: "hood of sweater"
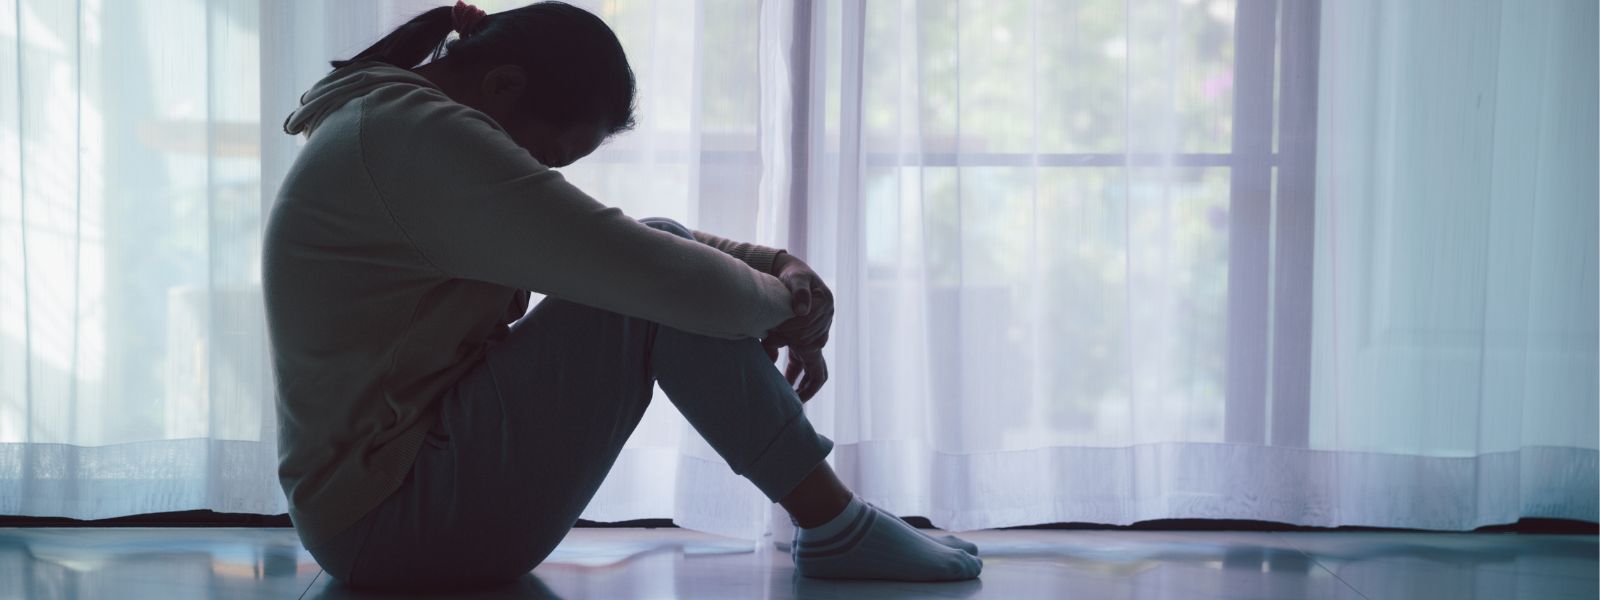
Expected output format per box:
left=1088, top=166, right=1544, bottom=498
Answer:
left=283, top=61, right=439, bottom=136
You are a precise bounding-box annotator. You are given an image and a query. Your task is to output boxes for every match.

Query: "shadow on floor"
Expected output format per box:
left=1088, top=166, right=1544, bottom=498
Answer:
left=309, top=573, right=563, bottom=600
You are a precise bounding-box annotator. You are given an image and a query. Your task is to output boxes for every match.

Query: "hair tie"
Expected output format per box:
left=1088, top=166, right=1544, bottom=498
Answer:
left=452, top=1, right=487, bottom=38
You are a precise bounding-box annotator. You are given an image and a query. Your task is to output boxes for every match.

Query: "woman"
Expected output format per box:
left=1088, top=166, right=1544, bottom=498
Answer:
left=264, top=1, right=982, bottom=591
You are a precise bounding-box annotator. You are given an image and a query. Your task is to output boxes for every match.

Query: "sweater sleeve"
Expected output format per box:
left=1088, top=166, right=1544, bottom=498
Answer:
left=691, top=230, right=785, bottom=275
left=359, top=86, right=793, bottom=340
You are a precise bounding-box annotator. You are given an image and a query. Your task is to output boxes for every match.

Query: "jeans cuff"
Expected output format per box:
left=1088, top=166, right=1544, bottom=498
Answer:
left=739, top=412, right=835, bottom=502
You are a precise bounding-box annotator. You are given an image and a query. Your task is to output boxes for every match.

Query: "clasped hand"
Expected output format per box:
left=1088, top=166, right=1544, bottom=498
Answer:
left=762, top=252, right=833, bottom=402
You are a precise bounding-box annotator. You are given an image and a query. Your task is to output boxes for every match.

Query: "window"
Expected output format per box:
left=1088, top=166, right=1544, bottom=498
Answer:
left=789, top=0, right=1320, bottom=448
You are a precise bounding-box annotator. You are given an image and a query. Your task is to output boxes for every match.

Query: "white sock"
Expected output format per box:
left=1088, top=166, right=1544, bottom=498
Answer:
left=931, top=533, right=980, bottom=555
left=793, top=496, right=982, bottom=581
left=782, top=513, right=979, bottom=555
left=859, top=500, right=980, bottom=556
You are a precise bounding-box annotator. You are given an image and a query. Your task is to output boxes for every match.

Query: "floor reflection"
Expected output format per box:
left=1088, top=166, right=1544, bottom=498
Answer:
left=309, top=573, right=564, bottom=600
left=0, top=527, right=1592, bottom=599
left=782, top=574, right=986, bottom=600
left=0, top=528, right=321, bottom=599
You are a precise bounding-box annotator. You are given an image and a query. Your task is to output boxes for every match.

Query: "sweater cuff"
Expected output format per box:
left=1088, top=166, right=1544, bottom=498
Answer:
left=742, top=246, right=783, bottom=275
left=691, top=229, right=786, bottom=275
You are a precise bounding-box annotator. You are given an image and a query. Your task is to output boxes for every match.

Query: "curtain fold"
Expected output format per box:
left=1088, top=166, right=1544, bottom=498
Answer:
left=1, top=0, right=1594, bottom=536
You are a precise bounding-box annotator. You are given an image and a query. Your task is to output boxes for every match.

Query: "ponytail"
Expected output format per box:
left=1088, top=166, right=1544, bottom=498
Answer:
left=331, top=6, right=455, bottom=70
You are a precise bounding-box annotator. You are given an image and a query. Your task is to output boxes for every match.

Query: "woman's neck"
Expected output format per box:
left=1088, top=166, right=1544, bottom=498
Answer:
left=413, top=58, right=480, bottom=103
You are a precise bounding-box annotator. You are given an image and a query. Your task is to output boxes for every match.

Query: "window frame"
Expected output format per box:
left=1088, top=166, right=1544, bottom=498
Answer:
left=1223, top=0, right=1321, bottom=448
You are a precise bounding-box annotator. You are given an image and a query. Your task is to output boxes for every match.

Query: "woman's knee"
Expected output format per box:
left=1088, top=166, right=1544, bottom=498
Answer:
left=639, top=217, right=693, bottom=240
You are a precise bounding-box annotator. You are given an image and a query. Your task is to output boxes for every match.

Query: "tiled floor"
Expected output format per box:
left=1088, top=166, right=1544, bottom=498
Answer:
left=0, top=527, right=1592, bottom=599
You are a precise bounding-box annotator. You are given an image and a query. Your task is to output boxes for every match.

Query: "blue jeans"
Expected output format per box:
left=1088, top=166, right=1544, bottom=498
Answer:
left=305, top=218, right=833, bottom=592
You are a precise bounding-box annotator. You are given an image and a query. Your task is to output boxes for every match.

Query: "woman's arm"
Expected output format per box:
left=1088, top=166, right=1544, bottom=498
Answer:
left=360, top=85, right=794, bottom=340
left=690, top=230, right=784, bottom=275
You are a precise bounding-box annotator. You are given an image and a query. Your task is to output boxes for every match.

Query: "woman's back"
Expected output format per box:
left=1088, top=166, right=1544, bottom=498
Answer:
left=265, top=63, right=530, bottom=549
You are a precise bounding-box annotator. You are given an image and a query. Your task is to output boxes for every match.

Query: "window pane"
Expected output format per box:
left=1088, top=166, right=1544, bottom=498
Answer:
left=1034, top=166, right=1230, bottom=443
left=859, top=165, right=1231, bottom=448
left=1126, top=0, right=1237, bottom=154
left=1037, top=0, right=1129, bottom=153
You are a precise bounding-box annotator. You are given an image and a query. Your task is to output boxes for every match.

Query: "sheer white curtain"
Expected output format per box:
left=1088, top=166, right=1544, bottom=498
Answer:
left=2, top=0, right=283, bottom=517
left=781, top=0, right=1597, bottom=533
left=1309, top=0, right=1598, bottom=526
left=2, top=0, right=1594, bottom=537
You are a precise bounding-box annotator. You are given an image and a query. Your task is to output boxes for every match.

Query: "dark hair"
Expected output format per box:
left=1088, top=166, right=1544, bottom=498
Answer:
left=333, top=2, right=636, bottom=134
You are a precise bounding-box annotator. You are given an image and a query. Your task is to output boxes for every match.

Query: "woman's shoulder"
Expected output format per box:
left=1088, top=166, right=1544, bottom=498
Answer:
left=359, top=75, right=504, bottom=141
left=353, top=70, right=542, bottom=195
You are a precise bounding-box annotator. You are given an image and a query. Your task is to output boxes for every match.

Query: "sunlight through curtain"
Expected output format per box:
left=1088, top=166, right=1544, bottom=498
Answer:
left=1, top=0, right=1594, bottom=537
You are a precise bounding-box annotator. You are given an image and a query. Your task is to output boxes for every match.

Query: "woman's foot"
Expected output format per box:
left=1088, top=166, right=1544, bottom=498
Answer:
left=780, top=522, right=978, bottom=555
left=793, top=496, right=982, bottom=581
left=859, top=500, right=980, bottom=556
left=929, top=533, right=980, bottom=556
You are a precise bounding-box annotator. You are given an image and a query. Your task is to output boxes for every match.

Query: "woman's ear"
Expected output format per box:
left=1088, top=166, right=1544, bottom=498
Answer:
left=479, top=65, right=528, bottom=106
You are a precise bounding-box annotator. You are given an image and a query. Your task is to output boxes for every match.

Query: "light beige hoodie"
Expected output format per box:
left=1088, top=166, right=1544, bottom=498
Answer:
left=266, top=62, right=793, bottom=549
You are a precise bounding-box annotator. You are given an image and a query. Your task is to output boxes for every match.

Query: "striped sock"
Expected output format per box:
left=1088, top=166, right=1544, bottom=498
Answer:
left=782, top=512, right=979, bottom=556
left=793, top=496, right=982, bottom=581
left=860, top=500, right=980, bottom=556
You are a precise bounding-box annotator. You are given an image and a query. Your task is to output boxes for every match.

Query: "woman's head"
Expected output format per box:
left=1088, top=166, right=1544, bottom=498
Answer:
left=333, top=1, right=635, bottom=167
